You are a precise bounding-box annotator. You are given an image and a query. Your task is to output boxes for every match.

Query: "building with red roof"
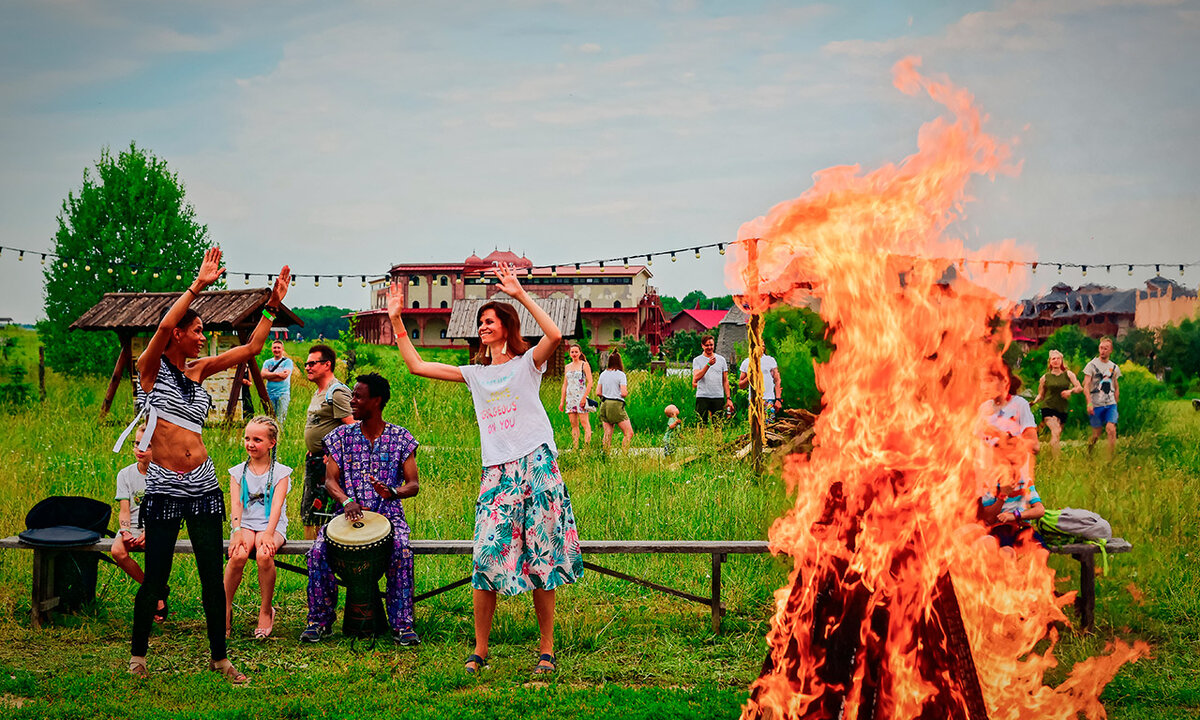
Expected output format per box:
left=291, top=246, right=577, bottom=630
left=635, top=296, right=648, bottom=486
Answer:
left=667, top=308, right=730, bottom=337
left=350, top=249, right=667, bottom=353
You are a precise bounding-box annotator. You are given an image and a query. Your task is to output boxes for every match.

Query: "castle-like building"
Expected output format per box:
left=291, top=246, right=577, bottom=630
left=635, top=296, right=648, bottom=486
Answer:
left=350, top=249, right=667, bottom=351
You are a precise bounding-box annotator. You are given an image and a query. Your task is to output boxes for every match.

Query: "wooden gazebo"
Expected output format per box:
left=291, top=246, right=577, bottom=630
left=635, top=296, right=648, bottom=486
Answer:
left=71, top=289, right=303, bottom=420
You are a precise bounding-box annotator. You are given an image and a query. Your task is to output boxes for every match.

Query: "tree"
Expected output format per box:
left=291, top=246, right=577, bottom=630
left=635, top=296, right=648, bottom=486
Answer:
left=39, top=143, right=213, bottom=375
left=618, top=337, right=651, bottom=370
left=662, top=329, right=703, bottom=363
left=288, top=306, right=351, bottom=341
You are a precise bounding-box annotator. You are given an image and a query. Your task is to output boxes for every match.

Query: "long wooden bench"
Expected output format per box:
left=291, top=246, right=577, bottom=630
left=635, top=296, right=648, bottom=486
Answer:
left=0, top=537, right=769, bottom=632
left=0, top=536, right=1130, bottom=632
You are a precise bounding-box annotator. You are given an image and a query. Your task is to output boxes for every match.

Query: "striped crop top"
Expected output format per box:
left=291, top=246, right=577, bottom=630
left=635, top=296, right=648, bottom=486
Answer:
left=113, top=357, right=213, bottom=453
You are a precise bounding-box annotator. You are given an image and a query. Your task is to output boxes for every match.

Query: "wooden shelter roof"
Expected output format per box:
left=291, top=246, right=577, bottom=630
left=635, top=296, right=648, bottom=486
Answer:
left=71, top=289, right=303, bottom=333
left=446, top=297, right=581, bottom=339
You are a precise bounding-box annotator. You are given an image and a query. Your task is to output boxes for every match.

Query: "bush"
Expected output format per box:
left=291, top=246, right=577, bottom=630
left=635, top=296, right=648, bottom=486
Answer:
left=619, top=338, right=651, bottom=371
left=1114, top=361, right=1164, bottom=434
left=623, top=371, right=695, bottom=430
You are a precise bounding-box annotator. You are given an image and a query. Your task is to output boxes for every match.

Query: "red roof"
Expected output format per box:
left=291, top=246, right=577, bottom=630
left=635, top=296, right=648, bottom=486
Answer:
left=672, top=308, right=728, bottom=329
left=580, top=307, right=637, bottom=314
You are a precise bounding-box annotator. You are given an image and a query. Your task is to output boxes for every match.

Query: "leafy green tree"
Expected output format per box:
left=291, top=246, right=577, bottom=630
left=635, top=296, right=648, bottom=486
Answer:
left=760, top=306, right=831, bottom=412
left=618, top=337, right=651, bottom=370
left=1159, top=318, right=1200, bottom=393
left=39, top=143, right=213, bottom=375
left=1017, top=325, right=1099, bottom=391
left=1119, top=327, right=1159, bottom=373
left=662, top=329, right=703, bottom=362
left=288, top=306, right=351, bottom=341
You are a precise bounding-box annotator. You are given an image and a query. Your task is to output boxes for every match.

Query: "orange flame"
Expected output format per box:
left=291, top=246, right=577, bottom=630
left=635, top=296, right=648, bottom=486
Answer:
left=732, top=57, right=1148, bottom=720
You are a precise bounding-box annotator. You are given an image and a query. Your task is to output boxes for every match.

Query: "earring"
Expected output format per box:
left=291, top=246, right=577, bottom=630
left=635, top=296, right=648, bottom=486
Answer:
left=501, top=342, right=508, bottom=357
left=484, top=344, right=491, bottom=359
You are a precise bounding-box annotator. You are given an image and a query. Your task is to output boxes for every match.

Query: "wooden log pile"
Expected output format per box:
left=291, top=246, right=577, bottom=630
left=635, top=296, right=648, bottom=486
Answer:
left=670, top=409, right=818, bottom=469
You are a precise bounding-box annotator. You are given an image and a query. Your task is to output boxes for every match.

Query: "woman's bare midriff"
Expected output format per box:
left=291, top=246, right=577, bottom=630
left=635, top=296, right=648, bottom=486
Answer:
left=148, top=420, right=209, bottom=473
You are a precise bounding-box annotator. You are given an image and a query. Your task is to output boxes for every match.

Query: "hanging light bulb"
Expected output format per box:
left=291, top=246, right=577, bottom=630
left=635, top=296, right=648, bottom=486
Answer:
left=718, top=243, right=725, bottom=256
left=646, top=255, right=653, bottom=266
left=107, top=267, right=114, bottom=274
left=314, top=276, right=320, bottom=287
left=1127, top=265, right=1133, bottom=276
left=575, top=263, right=581, bottom=274
left=526, top=267, right=533, bottom=279
left=153, top=272, right=159, bottom=279
left=599, top=261, right=605, bottom=273
left=41, top=254, right=46, bottom=265
left=290, top=276, right=296, bottom=286
left=130, top=268, right=137, bottom=275
left=1181, top=265, right=1186, bottom=277
left=84, top=264, right=91, bottom=271
left=337, top=275, right=343, bottom=287
left=244, top=273, right=250, bottom=285
left=1082, top=265, right=1088, bottom=277
left=63, top=262, right=69, bottom=269
left=18, top=251, right=23, bottom=261
left=1057, top=264, right=1062, bottom=275
left=623, top=258, right=629, bottom=269
left=694, top=248, right=701, bottom=259
left=983, top=261, right=989, bottom=272
left=361, top=276, right=367, bottom=288
left=670, top=252, right=677, bottom=262
left=1031, top=262, right=1038, bottom=274
left=552, top=266, right=558, bottom=278
left=1155, top=264, right=1161, bottom=274
left=1006, top=261, right=1014, bottom=273
left=958, top=258, right=966, bottom=272
left=1105, top=265, right=1111, bottom=274
left=176, top=273, right=183, bottom=280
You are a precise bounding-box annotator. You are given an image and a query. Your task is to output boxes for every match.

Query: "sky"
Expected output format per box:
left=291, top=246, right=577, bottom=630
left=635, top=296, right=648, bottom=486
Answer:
left=0, top=0, right=1197, bottom=323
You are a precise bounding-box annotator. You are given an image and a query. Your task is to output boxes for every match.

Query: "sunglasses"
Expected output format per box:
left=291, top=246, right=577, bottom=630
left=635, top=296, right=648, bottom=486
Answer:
left=304, top=360, right=329, bottom=368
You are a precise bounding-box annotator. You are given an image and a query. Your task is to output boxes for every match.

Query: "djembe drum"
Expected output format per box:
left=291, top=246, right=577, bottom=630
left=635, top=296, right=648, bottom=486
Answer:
left=325, top=510, right=394, bottom=637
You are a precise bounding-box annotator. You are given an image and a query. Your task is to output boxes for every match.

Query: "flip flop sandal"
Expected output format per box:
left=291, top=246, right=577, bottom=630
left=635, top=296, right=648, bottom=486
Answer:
left=532, top=653, right=557, bottom=675
left=463, top=653, right=489, bottom=674
left=253, top=607, right=276, bottom=640
left=210, top=661, right=249, bottom=685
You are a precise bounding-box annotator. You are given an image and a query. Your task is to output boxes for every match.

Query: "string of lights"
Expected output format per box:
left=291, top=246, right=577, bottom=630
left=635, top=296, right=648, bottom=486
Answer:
left=2, top=241, right=1197, bottom=287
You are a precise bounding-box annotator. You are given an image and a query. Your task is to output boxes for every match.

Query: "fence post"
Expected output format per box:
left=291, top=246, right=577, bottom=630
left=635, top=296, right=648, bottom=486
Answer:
left=38, top=346, right=46, bottom=401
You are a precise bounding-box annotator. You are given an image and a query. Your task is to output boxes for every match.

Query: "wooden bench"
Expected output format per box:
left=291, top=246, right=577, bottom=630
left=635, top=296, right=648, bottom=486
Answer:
left=0, top=537, right=769, bottom=632
left=0, top=536, right=1130, bottom=633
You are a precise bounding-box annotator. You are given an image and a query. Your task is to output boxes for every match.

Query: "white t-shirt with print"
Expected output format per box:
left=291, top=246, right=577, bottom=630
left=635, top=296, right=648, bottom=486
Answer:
left=114, top=463, right=147, bottom=528
left=979, top=394, right=1037, bottom=485
left=598, top=369, right=627, bottom=400
left=460, top=352, right=558, bottom=467
left=1084, top=358, right=1121, bottom=407
left=739, top=355, right=779, bottom=400
left=228, top=460, right=292, bottom=535
left=692, top=353, right=729, bottom=399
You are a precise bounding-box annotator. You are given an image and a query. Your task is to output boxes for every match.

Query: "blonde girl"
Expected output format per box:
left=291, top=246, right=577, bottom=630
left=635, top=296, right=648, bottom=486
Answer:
left=1031, top=349, right=1083, bottom=458
left=224, top=415, right=292, bottom=639
left=559, top=343, right=594, bottom=450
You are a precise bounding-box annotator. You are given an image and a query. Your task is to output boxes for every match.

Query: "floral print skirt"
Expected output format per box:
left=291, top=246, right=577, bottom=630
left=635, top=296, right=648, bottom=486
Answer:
left=472, top=443, right=584, bottom=595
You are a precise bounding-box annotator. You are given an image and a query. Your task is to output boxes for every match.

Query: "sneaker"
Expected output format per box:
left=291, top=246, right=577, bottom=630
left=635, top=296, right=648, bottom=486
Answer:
left=300, top=623, right=331, bottom=643
left=393, top=628, right=420, bottom=647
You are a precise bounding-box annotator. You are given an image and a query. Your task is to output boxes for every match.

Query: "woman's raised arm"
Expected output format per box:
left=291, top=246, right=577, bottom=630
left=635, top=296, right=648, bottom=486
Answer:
left=492, top=263, right=561, bottom=369
left=194, top=267, right=292, bottom=381
left=136, top=247, right=226, bottom=391
left=387, top=284, right=464, bottom=383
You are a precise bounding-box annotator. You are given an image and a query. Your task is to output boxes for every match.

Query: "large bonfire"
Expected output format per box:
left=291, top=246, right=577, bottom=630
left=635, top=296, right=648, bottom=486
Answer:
left=731, top=57, right=1147, bottom=720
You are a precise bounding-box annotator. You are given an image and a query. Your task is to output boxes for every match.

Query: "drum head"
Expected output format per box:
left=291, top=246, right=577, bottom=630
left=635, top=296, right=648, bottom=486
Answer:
left=326, top=510, right=392, bottom=546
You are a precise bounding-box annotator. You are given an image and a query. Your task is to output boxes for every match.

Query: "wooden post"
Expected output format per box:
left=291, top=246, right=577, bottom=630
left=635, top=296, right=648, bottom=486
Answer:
left=100, top=334, right=134, bottom=418
left=745, top=238, right=766, bottom=475
left=711, top=552, right=725, bottom=633
left=37, top=346, right=45, bottom=401
left=1075, top=551, right=1096, bottom=631
left=226, top=362, right=247, bottom=422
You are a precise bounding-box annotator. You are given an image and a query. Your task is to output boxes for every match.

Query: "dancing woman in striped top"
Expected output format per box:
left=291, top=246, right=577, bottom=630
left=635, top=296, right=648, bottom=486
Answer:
left=121, top=248, right=290, bottom=683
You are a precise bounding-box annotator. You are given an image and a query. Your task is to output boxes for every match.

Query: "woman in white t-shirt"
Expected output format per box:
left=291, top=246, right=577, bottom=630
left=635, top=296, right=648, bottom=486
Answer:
left=223, top=416, right=291, bottom=640
left=387, top=262, right=583, bottom=676
left=596, top=352, right=633, bottom=451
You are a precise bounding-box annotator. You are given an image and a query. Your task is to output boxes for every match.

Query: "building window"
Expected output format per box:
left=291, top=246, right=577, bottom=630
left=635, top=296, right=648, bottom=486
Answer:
left=411, top=328, right=420, bottom=340
left=440, top=329, right=447, bottom=339
left=412, top=301, right=420, bottom=309
left=584, top=300, right=592, bottom=308
left=613, top=328, right=622, bottom=340
left=440, top=300, right=448, bottom=308
left=439, top=275, right=449, bottom=286
left=613, top=301, right=621, bottom=308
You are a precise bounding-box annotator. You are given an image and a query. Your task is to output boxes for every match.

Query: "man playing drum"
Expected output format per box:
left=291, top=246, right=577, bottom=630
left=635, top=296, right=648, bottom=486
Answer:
left=301, top=373, right=421, bottom=646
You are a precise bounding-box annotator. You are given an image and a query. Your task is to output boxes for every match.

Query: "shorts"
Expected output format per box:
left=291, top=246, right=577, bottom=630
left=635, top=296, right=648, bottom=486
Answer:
left=695, top=396, right=726, bottom=422
left=599, top=398, right=628, bottom=425
left=142, top=459, right=224, bottom=521
left=472, top=444, right=583, bottom=595
left=300, top=451, right=339, bottom=526
left=1089, top=404, right=1118, bottom=428
left=1041, top=408, right=1068, bottom=424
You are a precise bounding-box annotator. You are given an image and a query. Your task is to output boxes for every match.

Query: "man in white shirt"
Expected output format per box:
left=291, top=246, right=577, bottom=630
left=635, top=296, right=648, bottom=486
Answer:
left=1084, top=337, right=1121, bottom=459
left=692, top=335, right=733, bottom=423
left=738, top=354, right=783, bottom=422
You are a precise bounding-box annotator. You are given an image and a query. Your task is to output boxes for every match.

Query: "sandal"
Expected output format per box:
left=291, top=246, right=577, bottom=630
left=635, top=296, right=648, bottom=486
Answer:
left=463, top=653, right=489, bottom=675
left=153, top=586, right=170, bottom=622
left=128, top=657, right=149, bottom=678
left=210, top=660, right=249, bottom=685
left=253, top=607, right=276, bottom=640
left=532, top=653, right=557, bottom=675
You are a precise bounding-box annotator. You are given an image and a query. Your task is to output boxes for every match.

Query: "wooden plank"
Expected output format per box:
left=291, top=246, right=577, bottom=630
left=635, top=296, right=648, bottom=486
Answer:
left=583, top=561, right=712, bottom=607
left=225, top=361, right=247, bottom=422
left=711, top=552, right=725, bottom=633
left=100, top=336, right=133, bottom=418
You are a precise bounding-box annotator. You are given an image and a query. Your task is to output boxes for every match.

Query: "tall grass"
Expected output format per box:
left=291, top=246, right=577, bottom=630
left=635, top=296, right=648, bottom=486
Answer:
left=0, top=328, right=1196, bottom=718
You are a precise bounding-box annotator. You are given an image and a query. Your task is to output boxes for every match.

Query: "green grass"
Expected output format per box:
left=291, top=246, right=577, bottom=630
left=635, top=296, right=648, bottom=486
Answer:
left=0, top=327, right=1197, bottom=718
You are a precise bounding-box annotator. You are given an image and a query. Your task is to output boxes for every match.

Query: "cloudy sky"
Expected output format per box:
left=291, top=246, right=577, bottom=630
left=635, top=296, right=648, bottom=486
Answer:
left=1, top=0, right=1196, bottom=323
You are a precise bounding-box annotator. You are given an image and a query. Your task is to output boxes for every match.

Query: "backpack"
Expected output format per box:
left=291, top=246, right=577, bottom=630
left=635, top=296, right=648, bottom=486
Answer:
left=1033, top=507, right=1115, bottom=572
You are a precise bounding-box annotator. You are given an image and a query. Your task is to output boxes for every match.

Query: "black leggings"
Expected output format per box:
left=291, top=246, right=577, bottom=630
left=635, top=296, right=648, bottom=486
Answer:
left=131, top=514, right=227, bottom=661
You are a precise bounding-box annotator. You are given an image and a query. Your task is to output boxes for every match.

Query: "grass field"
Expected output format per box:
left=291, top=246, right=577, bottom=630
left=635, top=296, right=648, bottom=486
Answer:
left=0, top=328, right=1197, bottom=719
